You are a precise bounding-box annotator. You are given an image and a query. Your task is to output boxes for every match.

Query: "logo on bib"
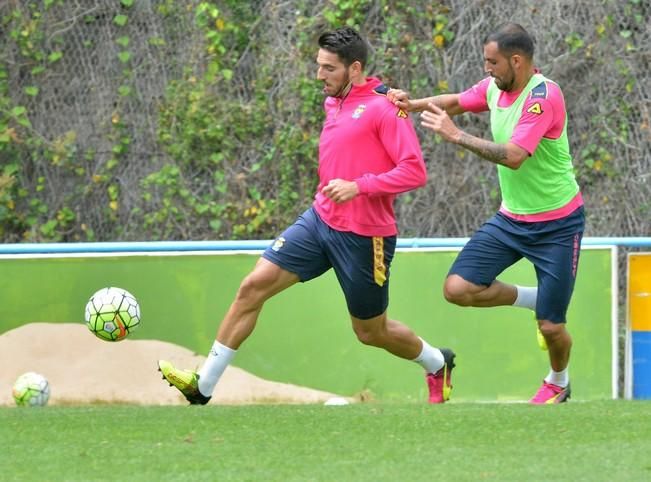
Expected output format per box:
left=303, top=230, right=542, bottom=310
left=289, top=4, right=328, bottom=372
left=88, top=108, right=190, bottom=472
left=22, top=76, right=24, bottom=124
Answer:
left=527, top=102, right=543, bottom=115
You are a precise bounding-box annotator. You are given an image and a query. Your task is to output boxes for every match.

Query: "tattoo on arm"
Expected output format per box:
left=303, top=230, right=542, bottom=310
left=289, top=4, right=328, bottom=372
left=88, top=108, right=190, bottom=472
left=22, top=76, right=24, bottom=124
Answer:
left=458, top=132, right=508, bottom=165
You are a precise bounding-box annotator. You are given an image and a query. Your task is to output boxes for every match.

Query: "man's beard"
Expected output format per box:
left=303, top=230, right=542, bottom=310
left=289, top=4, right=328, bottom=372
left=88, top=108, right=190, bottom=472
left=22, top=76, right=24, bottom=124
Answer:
left=496, top=63, right=517, bottom=92
left=331, top=72, right=352, bottom=98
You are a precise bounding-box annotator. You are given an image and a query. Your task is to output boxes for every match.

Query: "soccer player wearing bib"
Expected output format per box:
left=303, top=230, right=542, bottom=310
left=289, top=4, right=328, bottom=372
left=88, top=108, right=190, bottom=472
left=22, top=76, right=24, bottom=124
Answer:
left=158, top=27, right=456, bottom=405
left=389, top=23, right=583, bottom=404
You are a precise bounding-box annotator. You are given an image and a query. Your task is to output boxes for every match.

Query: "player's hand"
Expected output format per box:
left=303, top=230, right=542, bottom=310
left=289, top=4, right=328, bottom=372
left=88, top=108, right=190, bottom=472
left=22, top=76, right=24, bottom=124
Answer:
left=321, top=179, right=359, bottom=204
left=387, top=88, right=414, bottom=112
left=420, top=103, right=463, bottom=143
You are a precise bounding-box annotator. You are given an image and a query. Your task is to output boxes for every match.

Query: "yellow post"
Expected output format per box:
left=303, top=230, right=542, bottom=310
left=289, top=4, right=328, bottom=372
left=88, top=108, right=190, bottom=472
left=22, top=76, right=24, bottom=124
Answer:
left=628, top=253, right=651, bottom=399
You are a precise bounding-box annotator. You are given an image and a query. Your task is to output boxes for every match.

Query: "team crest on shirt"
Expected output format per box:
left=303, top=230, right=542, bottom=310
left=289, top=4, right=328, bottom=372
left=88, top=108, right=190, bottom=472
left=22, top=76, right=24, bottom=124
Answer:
left=352, top=104, right=366, bottom=119
left=527, top=102, right=543, bottom=115
left=271, top=236, right=285, bottom=252
left=396, top=108, right=408, bottom=118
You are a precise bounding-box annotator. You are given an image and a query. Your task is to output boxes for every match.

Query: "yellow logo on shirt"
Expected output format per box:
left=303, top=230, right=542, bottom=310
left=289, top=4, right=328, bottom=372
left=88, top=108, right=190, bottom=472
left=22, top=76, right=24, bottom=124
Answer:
left=397, top=109, right=408, bottom=118
left=527, top=102, right=543, bottom=115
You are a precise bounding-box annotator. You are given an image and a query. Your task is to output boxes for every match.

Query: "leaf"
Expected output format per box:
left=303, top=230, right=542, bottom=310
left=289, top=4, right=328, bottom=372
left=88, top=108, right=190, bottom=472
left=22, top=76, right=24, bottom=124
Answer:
left=114, top=14, right=128, bottom=27
left=48, top=51, right=63, bottom=63
left=148, top=36, right=166, bottom=47
left=24, top=86, right=39, bottom=96
left=116, top=36, right=130, bottom=47
left=40, top=220, right=58, bottom=235
left=118, top=51, right=131, bottom=63
left=118, top=85, right=132, bottom=96
left=120, top=0, right=134, bottom=6
left=11, top=106, right=26, bottom=116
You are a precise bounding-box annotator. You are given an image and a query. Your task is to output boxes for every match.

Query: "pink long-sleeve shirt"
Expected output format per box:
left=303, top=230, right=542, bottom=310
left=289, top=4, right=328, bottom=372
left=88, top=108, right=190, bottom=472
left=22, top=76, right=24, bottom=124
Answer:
left=313, top=77, right=427, bottom=237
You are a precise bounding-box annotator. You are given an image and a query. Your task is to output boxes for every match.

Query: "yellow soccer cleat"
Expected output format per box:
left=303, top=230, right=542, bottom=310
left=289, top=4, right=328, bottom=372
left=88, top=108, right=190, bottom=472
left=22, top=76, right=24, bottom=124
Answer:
left=536, top=327, right=548, bottom=351
left=158, top=360, right=211, bottom=405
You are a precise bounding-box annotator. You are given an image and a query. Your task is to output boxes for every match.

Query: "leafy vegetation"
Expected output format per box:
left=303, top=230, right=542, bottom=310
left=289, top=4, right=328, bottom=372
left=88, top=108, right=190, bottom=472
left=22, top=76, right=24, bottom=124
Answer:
left=0, top=0, right=648, bottom=241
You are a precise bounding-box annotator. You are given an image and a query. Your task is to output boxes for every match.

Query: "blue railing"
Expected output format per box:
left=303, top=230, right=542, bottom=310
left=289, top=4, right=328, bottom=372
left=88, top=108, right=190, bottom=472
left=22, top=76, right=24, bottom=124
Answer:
left=0, top=237, right=649, bottom=254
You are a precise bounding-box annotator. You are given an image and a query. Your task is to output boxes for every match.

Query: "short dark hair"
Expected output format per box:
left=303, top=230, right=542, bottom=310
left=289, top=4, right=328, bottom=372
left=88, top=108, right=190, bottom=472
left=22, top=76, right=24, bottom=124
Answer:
left=318, top=27, right=368, bottom=68
left=484, top=23, right=534, bottom=59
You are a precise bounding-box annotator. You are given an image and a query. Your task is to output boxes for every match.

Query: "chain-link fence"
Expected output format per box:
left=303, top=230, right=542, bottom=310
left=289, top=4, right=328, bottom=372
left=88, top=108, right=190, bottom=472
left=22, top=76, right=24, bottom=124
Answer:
left=1, top=0, right=649, bottom=241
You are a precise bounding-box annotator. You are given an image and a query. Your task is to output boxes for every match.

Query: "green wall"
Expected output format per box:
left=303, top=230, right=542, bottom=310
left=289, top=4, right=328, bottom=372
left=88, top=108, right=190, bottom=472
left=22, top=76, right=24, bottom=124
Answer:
left=0, top=248, right=614, bottom=401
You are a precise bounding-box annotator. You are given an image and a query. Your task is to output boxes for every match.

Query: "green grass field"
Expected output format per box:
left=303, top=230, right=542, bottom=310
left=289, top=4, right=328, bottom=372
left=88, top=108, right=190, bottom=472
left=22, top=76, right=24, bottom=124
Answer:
left=1, top=401, right=650, bottom=481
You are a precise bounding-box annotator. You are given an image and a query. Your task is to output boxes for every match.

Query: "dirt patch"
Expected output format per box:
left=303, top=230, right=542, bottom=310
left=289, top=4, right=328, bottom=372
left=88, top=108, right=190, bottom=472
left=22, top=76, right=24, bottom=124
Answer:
left=0, top=323, right=347, bottom=406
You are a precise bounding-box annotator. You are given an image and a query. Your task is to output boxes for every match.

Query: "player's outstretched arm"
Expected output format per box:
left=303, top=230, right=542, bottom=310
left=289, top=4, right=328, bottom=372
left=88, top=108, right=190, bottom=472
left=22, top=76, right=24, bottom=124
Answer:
left=388, top=89, right=465, bottom=116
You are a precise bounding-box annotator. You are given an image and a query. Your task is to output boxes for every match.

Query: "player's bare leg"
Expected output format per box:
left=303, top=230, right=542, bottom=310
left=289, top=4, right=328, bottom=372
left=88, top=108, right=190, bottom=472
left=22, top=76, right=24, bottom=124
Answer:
left=159, top=258, right=298, bottom=404
left=217, top=257, right=299, bottom=349
left=443, top=274, right=518, bottom=307
left=444, top=274, right=544, bottom=349
left=530, top=319, right=572, bottom=404
left=538, top=320, right=571, bottom=371
left=350, top=313, right=455, bottom=403
left=351, top=312, right=422, bottom=359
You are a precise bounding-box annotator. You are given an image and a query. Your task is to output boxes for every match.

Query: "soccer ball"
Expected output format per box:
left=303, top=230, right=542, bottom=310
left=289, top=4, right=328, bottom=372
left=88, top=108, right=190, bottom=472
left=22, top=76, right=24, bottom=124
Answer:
left=13, top=372, right=50, bottom=407
left=84, top=287, right=141, bottom=342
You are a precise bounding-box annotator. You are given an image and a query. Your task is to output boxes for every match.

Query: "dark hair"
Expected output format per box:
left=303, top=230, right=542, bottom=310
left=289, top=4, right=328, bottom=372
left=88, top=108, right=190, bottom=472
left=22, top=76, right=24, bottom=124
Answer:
left=484, top=23, right=534, bottom=59
left=318, top=27, right=368, bottom=68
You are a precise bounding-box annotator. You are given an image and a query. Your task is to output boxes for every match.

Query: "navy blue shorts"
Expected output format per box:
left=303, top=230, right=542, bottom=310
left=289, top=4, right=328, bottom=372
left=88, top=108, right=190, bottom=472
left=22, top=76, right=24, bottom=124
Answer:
left=449, top=206, right=585, bottom=323
left=262, top=207, right=396, bottom=320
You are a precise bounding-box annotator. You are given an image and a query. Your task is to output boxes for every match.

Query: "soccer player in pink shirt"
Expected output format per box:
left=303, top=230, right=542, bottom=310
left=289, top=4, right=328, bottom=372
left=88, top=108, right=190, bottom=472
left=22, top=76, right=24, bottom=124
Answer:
left=389, top=23, right=583, bottom=404
left=159, top=27, right=456, bottom=405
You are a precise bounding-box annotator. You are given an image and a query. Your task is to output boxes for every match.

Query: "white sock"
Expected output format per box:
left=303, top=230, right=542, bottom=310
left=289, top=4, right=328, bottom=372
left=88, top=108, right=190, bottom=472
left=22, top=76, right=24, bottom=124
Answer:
left=412, top=337, right=444, bottom=374
left=197, top=340, right=237, bottom=397
left=513, top=285, right=537, bottom=311
left=545, top=367, right=569, bottom=388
